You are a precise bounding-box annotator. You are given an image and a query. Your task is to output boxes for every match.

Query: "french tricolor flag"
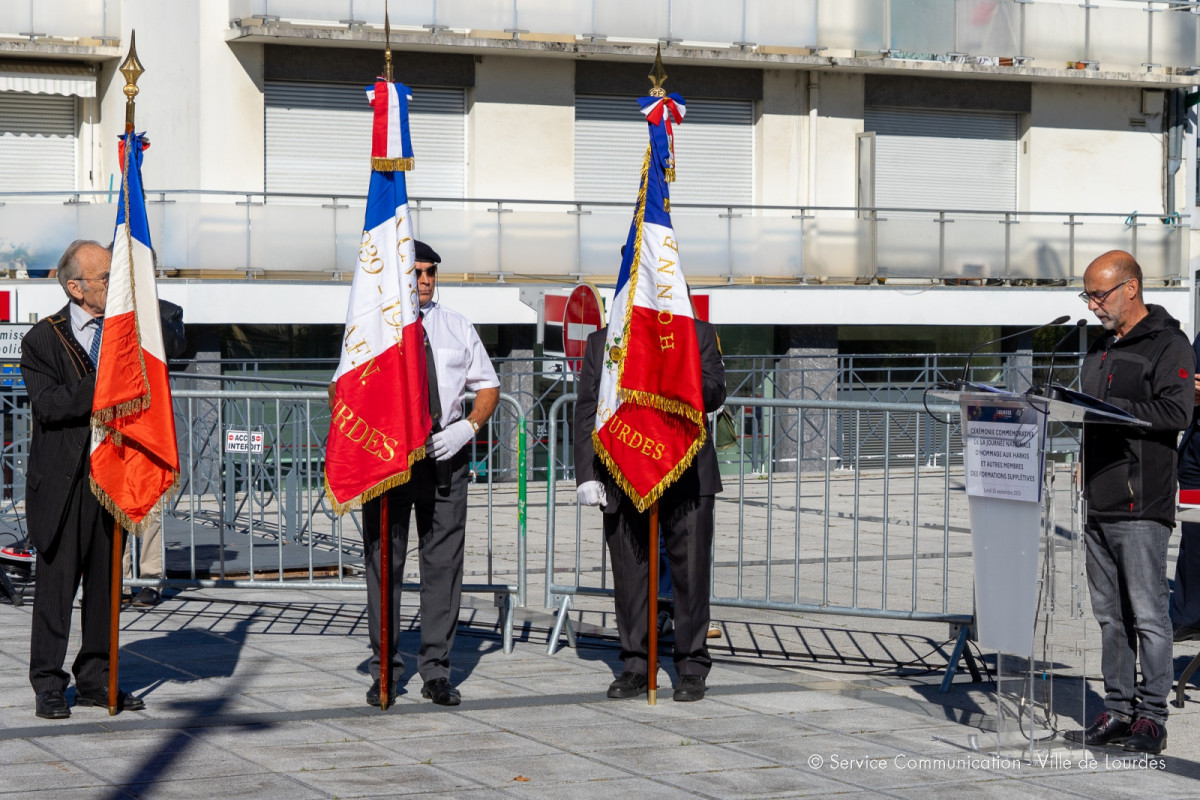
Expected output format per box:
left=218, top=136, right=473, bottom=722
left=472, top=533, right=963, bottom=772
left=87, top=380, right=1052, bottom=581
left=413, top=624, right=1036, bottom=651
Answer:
left=325, top=81, right=430, bottom=513
left=593, top=92, right=704, bottom=512
left=90, top=131, right=179, bottom=532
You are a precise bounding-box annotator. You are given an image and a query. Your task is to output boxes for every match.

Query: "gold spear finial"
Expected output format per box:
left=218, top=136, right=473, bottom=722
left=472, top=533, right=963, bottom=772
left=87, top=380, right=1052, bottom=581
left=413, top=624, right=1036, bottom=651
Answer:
left=383, top=4, right=393, bottom=82
left=649, top=43, right=667, bottom=97
left=119, top=30, right=144, bottom=132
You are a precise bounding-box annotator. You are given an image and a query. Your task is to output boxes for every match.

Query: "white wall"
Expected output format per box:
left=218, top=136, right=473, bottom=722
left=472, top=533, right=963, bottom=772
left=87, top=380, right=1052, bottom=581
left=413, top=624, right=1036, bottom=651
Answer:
left=96, top=0, right=264, bottom=194
left=469, top=55, right=574, bottom=200
left=1027, top=83, right=1164, bottom=214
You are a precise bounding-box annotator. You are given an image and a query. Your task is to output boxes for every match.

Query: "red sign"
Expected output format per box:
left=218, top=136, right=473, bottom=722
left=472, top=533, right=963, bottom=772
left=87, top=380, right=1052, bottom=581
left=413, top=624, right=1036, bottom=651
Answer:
left=563, top=284, right=604, bottom=372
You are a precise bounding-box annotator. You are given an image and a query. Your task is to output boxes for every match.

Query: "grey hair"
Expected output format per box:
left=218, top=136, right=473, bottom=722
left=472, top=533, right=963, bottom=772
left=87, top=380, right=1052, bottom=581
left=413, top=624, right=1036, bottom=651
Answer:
left=56, top=239, right=107, bottom=297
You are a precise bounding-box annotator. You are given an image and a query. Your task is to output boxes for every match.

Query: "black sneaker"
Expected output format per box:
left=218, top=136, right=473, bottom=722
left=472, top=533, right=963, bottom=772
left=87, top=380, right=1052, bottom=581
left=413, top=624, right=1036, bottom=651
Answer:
left=365, top=679, right=396, bottom=708
left=1173, top=625, right=1200, bottom=643
left=673, top=675, right=707, bottom=702
left=131, top=588, right=160, bottom=608
left=606, top=671, right=648, bottom=699
left=1124, top=716, right=1167, bottom=754
left=1064, top=712, right=1131, bottom=746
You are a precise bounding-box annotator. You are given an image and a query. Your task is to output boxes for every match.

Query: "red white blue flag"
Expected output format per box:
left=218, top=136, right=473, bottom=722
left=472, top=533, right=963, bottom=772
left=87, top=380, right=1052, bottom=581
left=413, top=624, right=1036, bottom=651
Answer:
left=90, top=131, right=179, bottom=533
left=593, top=92, right=704, bottom=512
left=325, top=81, right=430, bottom=513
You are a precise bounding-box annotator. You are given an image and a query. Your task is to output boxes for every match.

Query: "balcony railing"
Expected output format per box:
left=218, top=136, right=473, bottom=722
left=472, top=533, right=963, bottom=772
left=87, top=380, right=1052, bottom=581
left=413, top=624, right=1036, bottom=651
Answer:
left=0, top=191, right=1186, bottom=284
left=0, top=0, right=118, bottom=42
left=229, top=0, right=1200, bottom=73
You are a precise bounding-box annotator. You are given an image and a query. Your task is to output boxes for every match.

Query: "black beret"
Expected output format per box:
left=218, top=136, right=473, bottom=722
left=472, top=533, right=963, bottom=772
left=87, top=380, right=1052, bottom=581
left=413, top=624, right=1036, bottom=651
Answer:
left=414, top=240, right=441, bottom=264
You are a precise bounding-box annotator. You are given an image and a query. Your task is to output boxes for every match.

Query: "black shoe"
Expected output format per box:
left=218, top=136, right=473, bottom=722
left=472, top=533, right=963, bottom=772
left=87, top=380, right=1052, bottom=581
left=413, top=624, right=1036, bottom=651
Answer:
left=673, top=675, right=707, bottom=702
left=607, top=671, right=648, bottom=699
left=1063, top=712, right=1131, bottom=746
left=1174, top=625, right=1200, bottom=643
left=75, top=688, right=146, bottom=712
left=657, top=609, right=674, bottom=637
left=365, top=679, right=396, bottom=708
left=1124, top=716, right=1167, bottom=754
left=420, top=677, right=461, bottom=706
left=131, top=588, right=160, bottom=608
left=35, top=690, right=70, bottom=720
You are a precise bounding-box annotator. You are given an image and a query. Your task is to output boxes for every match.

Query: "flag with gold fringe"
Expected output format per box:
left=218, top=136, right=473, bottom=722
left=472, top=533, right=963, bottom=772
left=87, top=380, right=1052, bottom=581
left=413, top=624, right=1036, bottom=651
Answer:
left=592, top=89, right=704, bottom=512
left=89, top=130, right=179, bottom=533
left=324, top=79, right=431, bottom=514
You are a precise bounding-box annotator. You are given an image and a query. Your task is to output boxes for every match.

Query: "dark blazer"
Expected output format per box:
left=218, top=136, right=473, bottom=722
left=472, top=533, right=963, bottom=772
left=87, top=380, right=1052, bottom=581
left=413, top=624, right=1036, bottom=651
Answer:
left=575, top=319, right=725, bottom=513
left=20, top=304, right=97, bottom=552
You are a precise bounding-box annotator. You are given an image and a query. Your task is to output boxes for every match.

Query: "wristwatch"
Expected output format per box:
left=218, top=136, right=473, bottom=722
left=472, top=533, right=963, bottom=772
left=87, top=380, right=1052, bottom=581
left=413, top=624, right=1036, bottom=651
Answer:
left=467, top=417, right=480, bottom=434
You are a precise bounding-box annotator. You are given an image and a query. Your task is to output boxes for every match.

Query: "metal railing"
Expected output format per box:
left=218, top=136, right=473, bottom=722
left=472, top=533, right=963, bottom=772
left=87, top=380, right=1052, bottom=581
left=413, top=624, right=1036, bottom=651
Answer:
left=228, top=0, right=1200, bottom=74
left=0, top=190, right=1185, bottom=284
left=0, top=384, right=528, bottom=651
left=543, top=392, right=979, bottom=684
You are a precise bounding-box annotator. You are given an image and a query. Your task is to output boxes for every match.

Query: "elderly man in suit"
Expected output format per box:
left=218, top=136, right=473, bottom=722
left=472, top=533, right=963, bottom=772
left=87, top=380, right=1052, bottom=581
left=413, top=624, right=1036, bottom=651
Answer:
left=574, top=317, right=726, bottom=702
left=23, top=239, right=145, bottom=719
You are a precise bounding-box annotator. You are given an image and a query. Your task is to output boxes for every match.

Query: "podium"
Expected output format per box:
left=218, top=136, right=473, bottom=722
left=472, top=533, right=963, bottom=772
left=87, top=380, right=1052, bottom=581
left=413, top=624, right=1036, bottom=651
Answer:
left=930, top=383, right=1144, bottom=760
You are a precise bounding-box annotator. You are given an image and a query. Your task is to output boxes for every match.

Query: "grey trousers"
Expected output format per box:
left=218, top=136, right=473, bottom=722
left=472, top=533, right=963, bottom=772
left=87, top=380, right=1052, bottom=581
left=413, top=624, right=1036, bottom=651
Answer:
left=363, top=454, right=468, bottom=686
left=1084, top=518, right=1173, bottom=723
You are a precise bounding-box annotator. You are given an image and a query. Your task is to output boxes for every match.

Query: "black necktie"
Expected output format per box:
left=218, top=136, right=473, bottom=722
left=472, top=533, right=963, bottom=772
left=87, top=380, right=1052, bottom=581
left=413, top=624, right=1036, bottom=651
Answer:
left=422, top=312, right=442, bottom=428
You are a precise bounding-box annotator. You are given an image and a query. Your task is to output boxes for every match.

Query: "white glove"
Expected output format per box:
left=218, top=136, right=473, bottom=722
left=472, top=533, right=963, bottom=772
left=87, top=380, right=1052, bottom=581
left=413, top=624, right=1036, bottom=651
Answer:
left=429, top=419, right=474, bottom=461
left=577, top=480, right=607, bottom=507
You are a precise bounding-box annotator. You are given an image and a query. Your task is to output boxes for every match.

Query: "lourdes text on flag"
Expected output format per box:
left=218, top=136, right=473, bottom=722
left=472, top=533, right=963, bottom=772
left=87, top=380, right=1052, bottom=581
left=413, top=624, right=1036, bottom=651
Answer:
left=592, top=89, right=705, bottom=512
left=90, top=131, right=179, bottom=533
left=325, top=80, right=430, bottom=514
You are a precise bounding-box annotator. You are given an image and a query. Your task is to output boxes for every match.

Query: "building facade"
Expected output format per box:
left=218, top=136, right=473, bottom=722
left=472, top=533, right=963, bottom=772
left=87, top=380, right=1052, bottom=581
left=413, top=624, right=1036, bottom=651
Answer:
left=1, top=0, right=1198, bottom=372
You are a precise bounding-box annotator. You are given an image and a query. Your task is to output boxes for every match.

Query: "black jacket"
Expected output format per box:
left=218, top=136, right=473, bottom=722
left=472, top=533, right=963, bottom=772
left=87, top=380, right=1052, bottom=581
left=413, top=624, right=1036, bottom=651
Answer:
left=20, top=304, right=98, bottom=552
left=1081, top=304, right=1194, bottom=526
left=575, top=320, right=725, bottom=513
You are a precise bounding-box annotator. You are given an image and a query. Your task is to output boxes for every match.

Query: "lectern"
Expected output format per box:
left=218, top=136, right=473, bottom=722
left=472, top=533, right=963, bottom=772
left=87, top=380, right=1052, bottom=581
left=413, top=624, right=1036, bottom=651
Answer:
left=932, top=383, right=1144, bottom=760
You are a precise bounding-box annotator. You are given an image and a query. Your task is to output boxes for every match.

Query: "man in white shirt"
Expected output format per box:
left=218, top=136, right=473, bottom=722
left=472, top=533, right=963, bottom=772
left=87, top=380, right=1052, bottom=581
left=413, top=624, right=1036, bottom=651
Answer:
left=357, top=240, right=500, bottom=707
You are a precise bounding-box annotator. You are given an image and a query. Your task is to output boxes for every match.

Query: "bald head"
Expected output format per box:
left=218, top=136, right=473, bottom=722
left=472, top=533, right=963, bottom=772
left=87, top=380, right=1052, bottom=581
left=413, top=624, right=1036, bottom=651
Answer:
left=1083, top=249, right=1146, bottom=337
left=1087, top=250, right=1143, bottom=301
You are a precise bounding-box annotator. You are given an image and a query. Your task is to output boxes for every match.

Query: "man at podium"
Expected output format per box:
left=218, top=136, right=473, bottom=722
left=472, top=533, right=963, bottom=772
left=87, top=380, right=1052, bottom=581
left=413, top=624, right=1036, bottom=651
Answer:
left=1065, top=250, right=1194, bottom=755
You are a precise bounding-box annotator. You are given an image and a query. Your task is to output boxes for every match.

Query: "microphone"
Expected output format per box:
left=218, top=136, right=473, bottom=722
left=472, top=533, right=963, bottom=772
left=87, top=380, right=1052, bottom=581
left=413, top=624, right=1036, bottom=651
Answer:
left=956, top=314, right=1071, bottom=389
left=1035, top=318, right=1088, bottom=397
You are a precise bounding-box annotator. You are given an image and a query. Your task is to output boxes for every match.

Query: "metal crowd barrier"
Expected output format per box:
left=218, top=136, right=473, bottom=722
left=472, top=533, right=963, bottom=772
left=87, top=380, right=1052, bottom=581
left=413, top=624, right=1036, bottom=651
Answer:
left=0, top=384, right=528, bottom=653
left=543, top=393, right=978, bottom=689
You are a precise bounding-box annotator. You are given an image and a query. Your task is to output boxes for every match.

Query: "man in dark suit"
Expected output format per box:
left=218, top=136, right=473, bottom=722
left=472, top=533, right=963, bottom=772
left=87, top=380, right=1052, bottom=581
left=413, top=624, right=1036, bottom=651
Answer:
left=574, top=319, right=725, bottom=702
left=1172, top=333, right=1200, bottom=641
left=23, top=239, right=145, bottom=719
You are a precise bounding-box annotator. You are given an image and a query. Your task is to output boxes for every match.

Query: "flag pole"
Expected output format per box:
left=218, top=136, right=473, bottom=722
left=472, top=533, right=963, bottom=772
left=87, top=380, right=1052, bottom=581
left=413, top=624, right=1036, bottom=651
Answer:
left=108, top=31, right=144, bottom=717
left=648, top=502, right=659, bottom=706
left=376, top=6, right=395, bottom=714
left=642, top=44, right=670, bottom=709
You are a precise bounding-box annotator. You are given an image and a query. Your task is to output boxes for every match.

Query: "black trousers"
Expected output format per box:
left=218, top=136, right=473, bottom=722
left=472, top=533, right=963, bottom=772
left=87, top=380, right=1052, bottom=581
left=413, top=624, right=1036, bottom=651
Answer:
left=604, top=491, right=714, bottom=678
left=29, top=480, right=114, bottom=694
left=363, top=454, right=468, bottom=686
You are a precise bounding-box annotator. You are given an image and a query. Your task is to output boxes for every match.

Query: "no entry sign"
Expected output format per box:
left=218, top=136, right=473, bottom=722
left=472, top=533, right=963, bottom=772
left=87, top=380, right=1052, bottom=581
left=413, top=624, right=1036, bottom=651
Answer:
left=563, top=283, right=604, bottom=372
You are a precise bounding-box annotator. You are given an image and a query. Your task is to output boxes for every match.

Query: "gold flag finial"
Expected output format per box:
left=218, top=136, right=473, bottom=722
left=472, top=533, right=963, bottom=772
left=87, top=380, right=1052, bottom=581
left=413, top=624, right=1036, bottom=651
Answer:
left=383, top=4, right=393, bottom=82
left=119, top=30, right=144, bottom=132
left=649, top=43, right=667, bottom=97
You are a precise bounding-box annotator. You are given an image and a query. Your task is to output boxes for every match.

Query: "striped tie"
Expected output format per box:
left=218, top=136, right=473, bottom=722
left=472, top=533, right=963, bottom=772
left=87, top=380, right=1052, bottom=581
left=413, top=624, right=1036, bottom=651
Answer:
left=88, top=317, right=103, bottom=367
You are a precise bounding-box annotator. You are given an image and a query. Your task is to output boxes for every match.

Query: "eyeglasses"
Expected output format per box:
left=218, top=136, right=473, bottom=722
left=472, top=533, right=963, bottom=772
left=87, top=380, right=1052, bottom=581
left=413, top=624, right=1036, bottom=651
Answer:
left=414, top=265, right=437, bottom=278
left=76, top=273, right=110, bottom=287
left=1078, top=277, right=1131, bottom=305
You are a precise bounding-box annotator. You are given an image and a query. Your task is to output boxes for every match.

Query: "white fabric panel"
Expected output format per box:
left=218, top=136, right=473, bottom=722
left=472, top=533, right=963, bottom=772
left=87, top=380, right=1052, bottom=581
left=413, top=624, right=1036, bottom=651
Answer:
left=865, top=107, right=1018, bottom=212
left=0, top=92, right=76, bottom=191
left=0, top=65, right=96, bottom=98
left=265, top=82, right=466, bottom=198
left=575, top=95, right=754, bottom=207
